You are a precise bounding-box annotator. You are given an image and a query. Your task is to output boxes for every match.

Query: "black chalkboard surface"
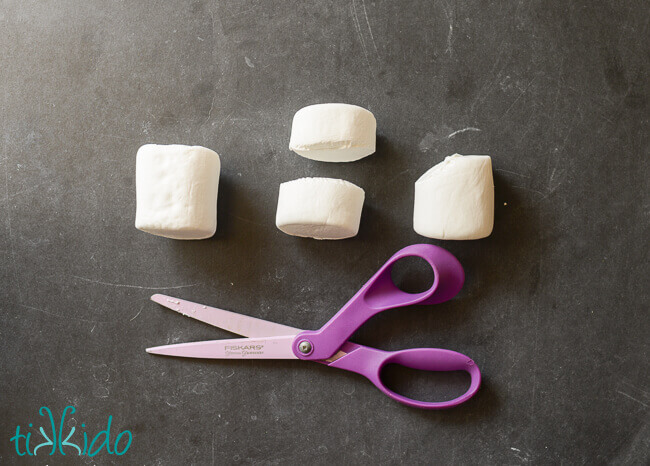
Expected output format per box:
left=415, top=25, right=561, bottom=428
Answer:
left=1, top=1, right=648, bottom=464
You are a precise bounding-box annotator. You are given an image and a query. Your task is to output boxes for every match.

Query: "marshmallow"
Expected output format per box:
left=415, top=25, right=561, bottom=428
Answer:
left=289, top=104, right=376, bottom=162
left=276, top=177, right=365, bottom=240
left=414, top=154, right=494, bottom=240
left=135, top=144, right=220, bottom=240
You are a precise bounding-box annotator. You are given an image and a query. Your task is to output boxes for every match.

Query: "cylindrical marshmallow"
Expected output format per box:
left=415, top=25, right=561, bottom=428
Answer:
left=135, top=144, right=220, bottom=240
left=414, top=154, right=494, bottom=240
left=276, top=177, right=365, bottom=240
left=289, top=103, right=376, bottom=162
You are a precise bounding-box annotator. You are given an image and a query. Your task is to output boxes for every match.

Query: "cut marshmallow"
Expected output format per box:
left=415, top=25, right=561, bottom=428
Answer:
left=276, top=177, right=365, bottom=240
left=135, top=144, right=220, bottom=240
left=289, top=103, right=376, bottom=162
left=414, top=154, right=494, bottom=240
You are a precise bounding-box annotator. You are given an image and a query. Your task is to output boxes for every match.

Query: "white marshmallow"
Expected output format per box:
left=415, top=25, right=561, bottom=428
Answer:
left=289, top=103, right=376, bottom=162
left=276, top=177, right=365, bottom=240
left=135, top=144, right=220, bottom=240
left=414, top=154, right=494, bottom=240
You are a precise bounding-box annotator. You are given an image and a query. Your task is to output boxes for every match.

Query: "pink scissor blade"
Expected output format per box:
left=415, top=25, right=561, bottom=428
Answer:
left=146, top=335, right=298, bottom=359
left=151, top=294, right=301, bottom=338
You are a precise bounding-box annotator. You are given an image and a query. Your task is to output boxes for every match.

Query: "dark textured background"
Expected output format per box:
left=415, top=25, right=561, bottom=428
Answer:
left=1, top=1, right=648, bottom=464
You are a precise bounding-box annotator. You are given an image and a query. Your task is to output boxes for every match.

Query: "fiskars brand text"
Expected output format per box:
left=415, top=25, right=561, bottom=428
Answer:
left=225, top=345, right=263, bottom=351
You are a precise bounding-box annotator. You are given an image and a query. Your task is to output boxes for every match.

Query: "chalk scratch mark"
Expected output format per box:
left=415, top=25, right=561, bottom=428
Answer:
left=6, top=181, right=50, bottom=200
left=617, top=390, right=648, bottom=408
left=71, top=275, right=201, bottom=290
left=94, top=132, right=141, bottom=143
left=360, top=0, right=379, bottom=58
left=501, top=77, right=538, bottom=119
left=360, top=450, right=373, bottom=460
left=343, top=386, right=356, bottom=396
left=548, top=167, right=565, bottom=193
left=512, top=185, right=546, bottom=197
left=208, top=7, right=217, bottom=39
left=211, top=432, right=215, bottom=465
left=622, top=380, right=650, bottom=398
left=4, top=138, right=23, bottom=302
left=547, top=113, right=579, bottom=192
left=386, top=168, right=414, bottom=185
left=351, top=0, right=374, bottom=77
left=226, top=5, right=259, bottom=19
left=469, top=37, right=508, bottom=113
left=447, top=127, right=481, bottom=138
left=204, top=93, right=217, bottom=125
left=226, top=212, right=264, bottom=227
left=232, top=96, right=254, bottom=110
left=130, top=307, right=143, bottom=322
left=20, top=304, right=109, bottom=324
left=441, top=1, right=454, bottom=54
left=419, top=127, right=480, bottom=151
left=511, top=446, right=531, bottom=462
left=495, top=168, right=529, bottom=178
left=35, top=357, right=49, bottom=387
left=217, top=112, right=233, bottom=132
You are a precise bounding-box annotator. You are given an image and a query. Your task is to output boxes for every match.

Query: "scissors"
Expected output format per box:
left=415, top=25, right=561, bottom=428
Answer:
left=146, top=244, right=481, bottom=409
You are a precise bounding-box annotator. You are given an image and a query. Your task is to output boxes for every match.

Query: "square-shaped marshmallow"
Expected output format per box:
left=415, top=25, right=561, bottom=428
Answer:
left=289, top=103, right=376, bottom=162
left=414, top=154, right=493, bottom=240
left=276, top=177, right=365, bottom=239
left=135, top=144, right=220, bottom=240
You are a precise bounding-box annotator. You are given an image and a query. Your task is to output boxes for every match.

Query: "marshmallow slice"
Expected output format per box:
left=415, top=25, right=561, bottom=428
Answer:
left=135, top=144, right=220, bottom=240
left=276, top=177, right=365, bottom=240
left=289, top=103, right=376, bottom=162
left=414, top=154, right=494, bottom=240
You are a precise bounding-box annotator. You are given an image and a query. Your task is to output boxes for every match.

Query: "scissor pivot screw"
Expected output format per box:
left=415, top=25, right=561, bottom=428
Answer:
left=298, top=341, right=312, bottom=354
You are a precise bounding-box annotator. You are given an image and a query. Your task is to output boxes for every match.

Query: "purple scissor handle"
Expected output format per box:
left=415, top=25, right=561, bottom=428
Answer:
left=325, top=342, right=480, bottom=409
left=291, top=243, right=481, bottom=409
